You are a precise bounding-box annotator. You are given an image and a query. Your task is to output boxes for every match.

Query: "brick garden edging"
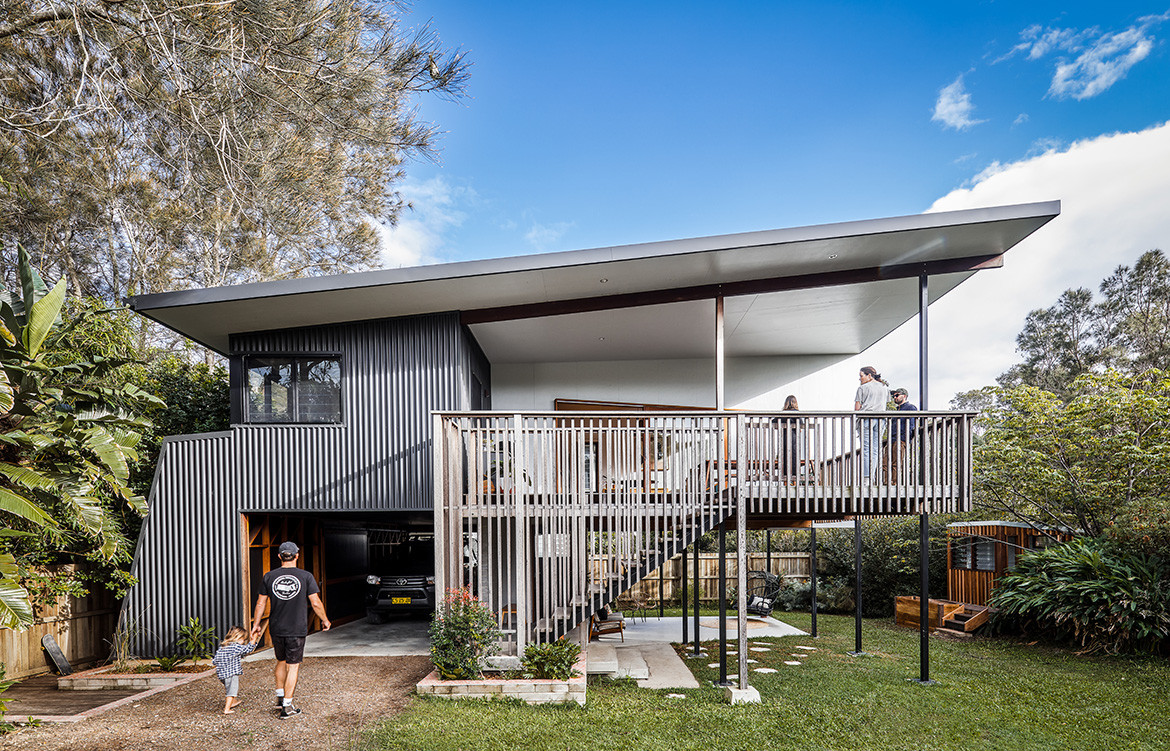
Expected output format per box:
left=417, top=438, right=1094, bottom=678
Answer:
left=58, top=661, right=214, bottom=690
left=415, top=656, right=586, bottom=705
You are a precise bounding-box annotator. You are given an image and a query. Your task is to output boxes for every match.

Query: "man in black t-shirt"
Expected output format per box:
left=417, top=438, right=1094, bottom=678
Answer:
left=251, top=541, right=331, bottom=719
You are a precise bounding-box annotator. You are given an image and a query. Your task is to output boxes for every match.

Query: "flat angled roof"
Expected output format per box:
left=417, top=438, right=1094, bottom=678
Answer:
left=129, top=201, right=1059, bottom=355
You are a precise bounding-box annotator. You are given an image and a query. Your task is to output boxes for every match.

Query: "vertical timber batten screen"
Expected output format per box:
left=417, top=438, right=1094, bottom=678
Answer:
left=434, top=410, right=974, bottom=652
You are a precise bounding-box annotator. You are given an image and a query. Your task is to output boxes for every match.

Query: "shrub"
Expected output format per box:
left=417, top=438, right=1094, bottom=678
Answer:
left=776, top=580, right=812, bottom=611
left=522, top=640, right=581, bottom=680
left=814, top=517, right=948, bottom=617
left=176, top=616, right=216, bottom=660
left=989, top=536, right=1170, bottom=655
left=154, top=655, right=186, bottom=671
left=429, top=588, right=501, bottom=680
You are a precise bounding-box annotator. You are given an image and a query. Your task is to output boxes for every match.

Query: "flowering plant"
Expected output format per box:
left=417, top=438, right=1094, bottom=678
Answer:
left=429, top=587, right=501, bottom=680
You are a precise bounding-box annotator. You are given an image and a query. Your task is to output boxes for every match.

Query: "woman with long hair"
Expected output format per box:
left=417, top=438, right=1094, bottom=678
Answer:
left=779, top=394, right=800, bottom=481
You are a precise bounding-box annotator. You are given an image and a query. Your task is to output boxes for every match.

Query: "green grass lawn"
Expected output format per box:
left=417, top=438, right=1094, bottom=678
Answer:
left=357, top=611, right=1168, bottom=751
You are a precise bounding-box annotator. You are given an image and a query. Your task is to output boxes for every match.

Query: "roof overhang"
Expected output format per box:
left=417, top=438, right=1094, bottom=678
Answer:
left=128, top=201, right=1059, bottom=357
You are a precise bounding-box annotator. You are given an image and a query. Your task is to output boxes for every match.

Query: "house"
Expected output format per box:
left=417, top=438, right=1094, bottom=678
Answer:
left=947, top=520, right=1075, bottom=606
left=123, top=201, right=1059, bottom=656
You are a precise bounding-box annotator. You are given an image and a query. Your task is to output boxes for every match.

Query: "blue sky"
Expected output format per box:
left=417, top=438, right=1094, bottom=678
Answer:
left=385, top=2, right=1170, bottom=401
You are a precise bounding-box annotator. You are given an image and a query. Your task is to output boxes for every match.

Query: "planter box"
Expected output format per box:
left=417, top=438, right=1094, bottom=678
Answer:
left=416, top=656, right=586, bottom=706
left=58, top=660, right=214, bottom=690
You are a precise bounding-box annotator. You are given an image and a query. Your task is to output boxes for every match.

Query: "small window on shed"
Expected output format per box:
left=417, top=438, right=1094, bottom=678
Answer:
left=1006, top=535, right=1019, bottom=570
left=246, top=356, right=341, bottom=424
left=951, top=535, right=994, bottom=572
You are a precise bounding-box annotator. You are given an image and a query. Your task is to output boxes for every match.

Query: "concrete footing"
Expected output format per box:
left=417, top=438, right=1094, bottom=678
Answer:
left=722, top=685, right=762, bottom=704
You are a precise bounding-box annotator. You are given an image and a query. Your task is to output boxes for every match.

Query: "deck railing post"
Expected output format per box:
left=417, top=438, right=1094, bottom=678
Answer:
left=513, top=413, right=528, bottom=655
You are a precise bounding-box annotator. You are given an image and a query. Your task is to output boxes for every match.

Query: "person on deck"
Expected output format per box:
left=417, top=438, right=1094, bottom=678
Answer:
left=853, top=366, right=889, bottom=483
left=883, top=387, right=919, bottom=483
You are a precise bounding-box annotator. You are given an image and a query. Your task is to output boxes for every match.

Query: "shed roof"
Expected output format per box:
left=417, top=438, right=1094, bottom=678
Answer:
left=128, top=201, right=1059, bottom=357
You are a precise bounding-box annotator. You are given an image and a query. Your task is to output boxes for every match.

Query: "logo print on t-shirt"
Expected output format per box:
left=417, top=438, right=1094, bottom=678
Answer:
left=272, top=574, right=302, bottom=601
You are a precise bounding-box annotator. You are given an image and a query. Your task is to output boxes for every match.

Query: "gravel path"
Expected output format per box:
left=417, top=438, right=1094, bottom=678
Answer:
left=1, top=656, right=432, bottom=751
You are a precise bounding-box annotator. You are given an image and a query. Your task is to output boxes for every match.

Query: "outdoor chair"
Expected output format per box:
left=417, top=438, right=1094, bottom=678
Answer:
left=590, top=612, right=625, bottom=641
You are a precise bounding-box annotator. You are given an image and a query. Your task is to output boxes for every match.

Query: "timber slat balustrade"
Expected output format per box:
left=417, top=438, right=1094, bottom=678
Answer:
left=434, top=410, right=974, bottom=654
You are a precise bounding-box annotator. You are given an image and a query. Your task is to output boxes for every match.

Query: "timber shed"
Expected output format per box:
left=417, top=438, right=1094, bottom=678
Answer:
left=947, top=521, right=1075, bottom=606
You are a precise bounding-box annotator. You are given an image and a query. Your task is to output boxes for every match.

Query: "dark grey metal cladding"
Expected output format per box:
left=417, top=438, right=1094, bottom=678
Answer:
left=122, top=312, right=486, bottom=654
left=229, top=313, right=478, bottom=511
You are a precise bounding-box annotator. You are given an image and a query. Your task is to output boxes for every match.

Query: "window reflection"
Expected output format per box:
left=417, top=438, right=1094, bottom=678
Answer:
left=245, top=356, right=341, bottom=423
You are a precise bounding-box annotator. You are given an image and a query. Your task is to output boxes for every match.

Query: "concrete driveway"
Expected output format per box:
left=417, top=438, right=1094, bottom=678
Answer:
left=246, top=615, right=431, bottom=660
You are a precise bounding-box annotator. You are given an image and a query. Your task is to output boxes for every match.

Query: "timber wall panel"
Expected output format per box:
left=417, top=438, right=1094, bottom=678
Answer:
left=0, top=564, right=118, bottom=679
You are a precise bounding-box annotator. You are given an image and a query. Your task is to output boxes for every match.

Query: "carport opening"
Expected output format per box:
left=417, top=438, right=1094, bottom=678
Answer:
left=242, top=511, right=435, bottom=643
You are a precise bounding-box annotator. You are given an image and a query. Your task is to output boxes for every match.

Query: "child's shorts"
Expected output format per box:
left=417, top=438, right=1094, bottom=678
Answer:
left=220, top=674, right=240, bottom=697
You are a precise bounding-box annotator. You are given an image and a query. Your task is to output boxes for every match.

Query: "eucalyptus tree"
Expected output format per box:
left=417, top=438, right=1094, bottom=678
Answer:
left=995, top=249, right=1170, bottom=397
left=0, top=0, right=468, bottom=302
left=0, top=248, right=159, bottom=628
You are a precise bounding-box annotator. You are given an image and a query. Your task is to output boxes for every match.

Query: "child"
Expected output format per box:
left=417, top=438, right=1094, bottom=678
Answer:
left=212, top=626, right=258, bottom=714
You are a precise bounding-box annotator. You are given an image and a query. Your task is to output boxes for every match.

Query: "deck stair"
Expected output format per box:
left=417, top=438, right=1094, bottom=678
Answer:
left=895, top=596, right=992, bottom=634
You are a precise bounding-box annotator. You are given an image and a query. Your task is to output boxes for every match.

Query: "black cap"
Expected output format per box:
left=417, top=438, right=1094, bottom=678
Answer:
left=891, top=388, right=908, bottom=396
left=278, top=541, right=299, bottom=556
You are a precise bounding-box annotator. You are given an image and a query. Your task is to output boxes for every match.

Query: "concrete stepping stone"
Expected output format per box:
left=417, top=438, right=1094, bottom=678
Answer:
left=666, top=693, right=686, bottom=699
left=747, top=659, right=759, bottom=664
left=794, top=646, right=817, bottom=651
left=753, top=667, right=778, bottom=674
left=750, top=647, right=771, bottom=652
left=783, top=660, right=802, bottom=666
left=707, top=663, right=720, bottom=668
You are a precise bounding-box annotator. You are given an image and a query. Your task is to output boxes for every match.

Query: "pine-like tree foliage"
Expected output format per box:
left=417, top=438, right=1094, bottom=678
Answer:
left=993, top=249, right=1170, bottom=398
left=0, top=1, right=468, bottom=302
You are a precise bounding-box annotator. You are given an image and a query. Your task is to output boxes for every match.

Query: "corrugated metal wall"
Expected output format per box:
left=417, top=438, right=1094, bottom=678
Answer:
left=123, top=313, right=486, bottom=654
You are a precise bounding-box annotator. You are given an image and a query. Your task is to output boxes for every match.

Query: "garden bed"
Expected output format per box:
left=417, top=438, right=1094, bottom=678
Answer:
left=416, top=656, right=586, bottom=705
left=57, top=660, right=214, bottom=690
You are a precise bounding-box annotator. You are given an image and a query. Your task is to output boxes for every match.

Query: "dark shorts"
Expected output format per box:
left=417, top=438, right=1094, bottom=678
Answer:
left=271, top=635, right=306, bottom=664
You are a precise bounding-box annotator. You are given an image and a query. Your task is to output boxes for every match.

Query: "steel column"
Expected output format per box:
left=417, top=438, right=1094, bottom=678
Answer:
left=810, top=526, right=818, bottom=638
left=692, top=540, right=701, bottom=655
left=718, top=521, right=729, bottom=685
left=850, top=516, right=865, bottom=656
left=918, top=272, right=933, bottom=685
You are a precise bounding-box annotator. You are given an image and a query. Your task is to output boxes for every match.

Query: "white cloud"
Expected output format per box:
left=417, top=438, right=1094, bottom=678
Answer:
left=525, top=220, right=575, bottom=251
left=1048, top=27, right=1154, bottom=99
left=860, top=122, right=1170, bottom=405
left=1001, top=25, right=1087, bottom=62
left=999, top=17, right=1167, bottom=100
left=375, top=176, right=475, bottom=267
left=932, top=76, right=986, bottom=131
left=1013, top=113, right=1029, bottom=127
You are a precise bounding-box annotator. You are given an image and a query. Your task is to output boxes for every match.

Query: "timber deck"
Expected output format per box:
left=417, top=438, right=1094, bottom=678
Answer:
left=4, top=674, right=145, bottom=722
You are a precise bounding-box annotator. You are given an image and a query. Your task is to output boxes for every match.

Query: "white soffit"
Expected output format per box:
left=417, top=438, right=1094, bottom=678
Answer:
left=127, top=201, right=1059, bottom=354
left=471, top=271, right=970, bottom=363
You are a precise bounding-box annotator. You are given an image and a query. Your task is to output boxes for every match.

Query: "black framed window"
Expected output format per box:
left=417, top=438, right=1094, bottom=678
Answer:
left=245, top=356, right=341, bottom=424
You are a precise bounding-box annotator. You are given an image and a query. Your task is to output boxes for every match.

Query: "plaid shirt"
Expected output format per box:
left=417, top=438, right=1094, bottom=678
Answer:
left=212, top=642, right=256, bottom=680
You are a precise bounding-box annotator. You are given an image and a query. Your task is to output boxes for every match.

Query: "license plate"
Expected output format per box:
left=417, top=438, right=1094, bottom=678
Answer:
left=391, top=597, right=411, bottom=604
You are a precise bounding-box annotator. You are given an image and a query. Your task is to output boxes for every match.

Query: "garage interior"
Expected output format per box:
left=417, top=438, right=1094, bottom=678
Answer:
left=243, top=511, right=434, bottom=642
